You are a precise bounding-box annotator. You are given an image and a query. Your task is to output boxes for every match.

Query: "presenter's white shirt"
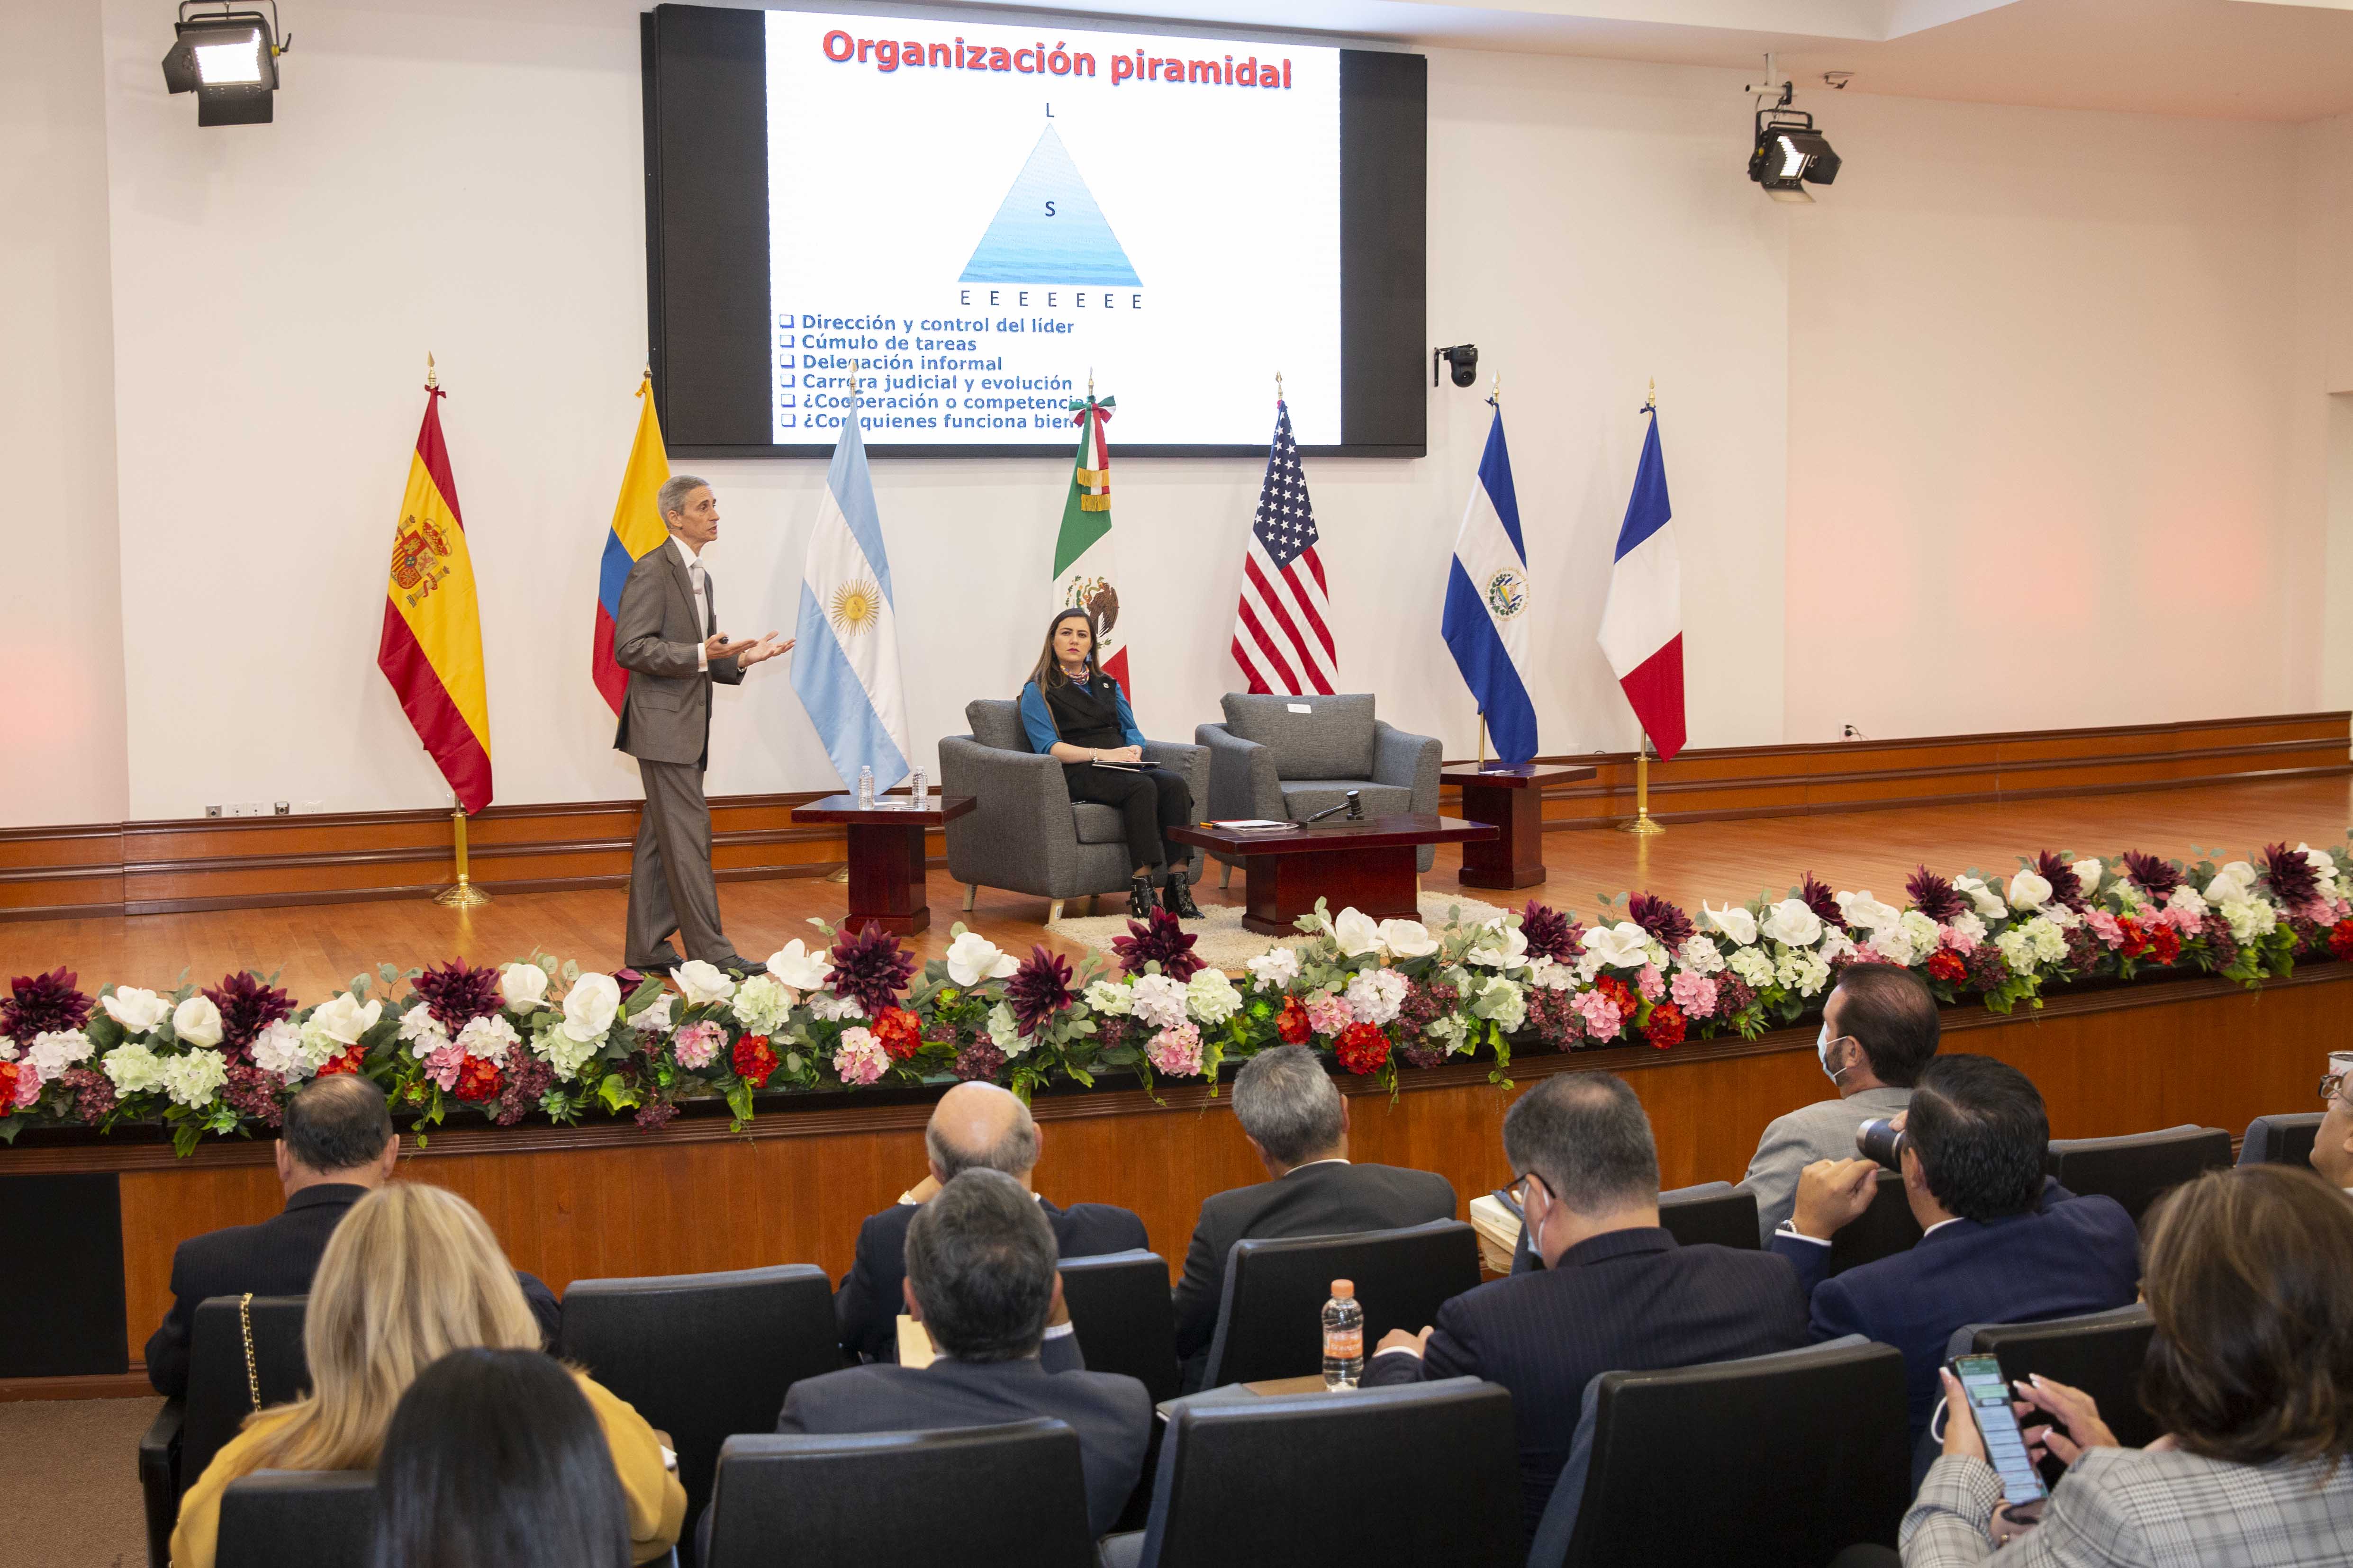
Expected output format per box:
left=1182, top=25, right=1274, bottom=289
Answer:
left=673, top=537, right=710, bottom=672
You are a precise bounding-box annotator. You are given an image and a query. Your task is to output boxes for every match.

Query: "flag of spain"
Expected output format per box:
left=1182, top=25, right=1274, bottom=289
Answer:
left=377, top=379, right=493, bottom=813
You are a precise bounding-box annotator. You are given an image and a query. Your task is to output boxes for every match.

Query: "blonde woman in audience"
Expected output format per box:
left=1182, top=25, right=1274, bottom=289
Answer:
left=1900, top=1163, right=2353, bottom=1566
left=170, top=1184, right=683, bottom=1568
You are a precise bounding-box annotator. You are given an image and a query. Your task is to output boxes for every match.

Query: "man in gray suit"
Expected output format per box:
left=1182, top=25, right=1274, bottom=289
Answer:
left=769, top=1169, right=1151, bottom=1536
left=1738, top=962, right=1939, bottom=1241
left=614, top=475, right=789, bottom=975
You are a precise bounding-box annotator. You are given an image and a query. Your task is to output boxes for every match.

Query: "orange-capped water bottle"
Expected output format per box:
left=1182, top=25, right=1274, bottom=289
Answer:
left=1322, top=1279, right=1364, bottom=1389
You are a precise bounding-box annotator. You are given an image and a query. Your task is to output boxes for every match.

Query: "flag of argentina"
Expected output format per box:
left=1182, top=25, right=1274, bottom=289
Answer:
left=1440, top=407, right=1539, bottom=765
left=789, top=394, right=914, bottom=789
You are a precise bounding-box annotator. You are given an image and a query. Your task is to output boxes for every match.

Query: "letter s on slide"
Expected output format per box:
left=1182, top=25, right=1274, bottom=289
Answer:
left=823, top=29, right=852, bottom=61
left=1044, top=200, right=1056, bottom=216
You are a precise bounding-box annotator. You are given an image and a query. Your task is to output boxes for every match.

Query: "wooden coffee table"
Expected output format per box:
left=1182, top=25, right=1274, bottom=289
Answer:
left=789, top=793, right=975, bottom=936
left=1440, top=763, right=1596, bottom=889
left=1168, top=813, right=1499, bottom=936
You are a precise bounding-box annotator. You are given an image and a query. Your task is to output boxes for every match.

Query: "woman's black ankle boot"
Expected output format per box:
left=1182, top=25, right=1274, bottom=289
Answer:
left=1128, top=874, right=1156, bottom=920
left=1161, top=867, right=1203, bottom=919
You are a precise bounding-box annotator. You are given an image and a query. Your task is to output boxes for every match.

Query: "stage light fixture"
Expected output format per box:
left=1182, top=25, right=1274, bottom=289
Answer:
left=161, top=2, right=290, bottom=127
left=1743, top=53, right=1840, bottom=204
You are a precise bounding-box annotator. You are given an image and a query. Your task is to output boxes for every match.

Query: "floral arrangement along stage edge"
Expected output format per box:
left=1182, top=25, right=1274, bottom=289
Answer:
left=5, top=839, right=2352, bottom=1157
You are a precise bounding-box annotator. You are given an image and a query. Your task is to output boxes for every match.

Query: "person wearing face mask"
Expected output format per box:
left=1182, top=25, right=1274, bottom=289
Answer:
left=1736, top=963, right=1940, bottom=1244
left=1360, top=1073, right=1810, bottom=1542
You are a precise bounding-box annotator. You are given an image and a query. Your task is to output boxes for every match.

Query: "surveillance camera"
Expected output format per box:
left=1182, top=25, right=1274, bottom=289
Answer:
left=1433, top=344, right=1479, bottom=388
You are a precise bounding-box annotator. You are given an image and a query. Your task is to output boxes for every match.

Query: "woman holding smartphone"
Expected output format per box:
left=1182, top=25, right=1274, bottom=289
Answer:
left=1017, top=608, right=1198, bottom=920
left=1894, top=1162, right=2353, bottom=1566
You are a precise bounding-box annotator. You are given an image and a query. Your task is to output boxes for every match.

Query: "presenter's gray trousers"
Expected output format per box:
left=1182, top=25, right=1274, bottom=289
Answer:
left=626, top=758, right=739, bottom=968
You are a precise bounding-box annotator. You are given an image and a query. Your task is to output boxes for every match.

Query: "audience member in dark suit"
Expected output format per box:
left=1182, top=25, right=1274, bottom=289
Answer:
left=835, top=1080, right=1147, bottom=1363
left=1173, top=1045, right=1457, bottom=1392
left=1361, top=1073, right=1812, bottom=1539
left=145, top=1076, right=559, bottom=1396
left=1769, top=1053, right=2142, bottom=1445
left=724, top=1171, right=1148, bottom=1546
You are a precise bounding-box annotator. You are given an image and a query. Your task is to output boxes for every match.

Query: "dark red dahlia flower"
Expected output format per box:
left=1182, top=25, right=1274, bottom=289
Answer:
left=2258, top=842, right=2322, bottom=909
left=1111, top=908, right=1204, bottom=982
left=1005, top=946, right=1076, bottom=1037
left=829, top=922, right=918, bottom=1015
left=1627, top=892, right=1695, bottom=950
left=1519, top=901, right=1582, bottom=964
left=1, top=967, right=92, bottom=1042
left=2120, top=850, right=2181, bottom=897
left=1334, top=1021, right=1390, bottom=1075
left=1796, top=874, right=1842, bottom=928
left=1905, top=867, right=1964, bottom=924
left=411, top=959, right=504, bottom=1031
left=202, top=971, right=295, bottom=1059
left=2033, top=851, right=2085, bottom=908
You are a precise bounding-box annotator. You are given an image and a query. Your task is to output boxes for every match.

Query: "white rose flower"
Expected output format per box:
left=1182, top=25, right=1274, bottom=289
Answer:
left=1330, top=908, right=1384, bottom=959
left=628, top=993, right=676, bottom=1034
left=456, top=1014, right=519, bottom=1060
left=1344, top=968, right=1407, bottom=1026
left=944, top=931, right=1020, bottom=987
left=1244, top=947, right=1301, bottom=992
left=1130, top=973, right=1190, bottom=1032
left=2008, top=870, right=2054, bottom=911
left=1950, top=877, right=2006, bottom=921
left=1376, top=919, right=1440, bottom=960
left=1580, top=921, right=1653, bottom=970
left=1727, top=946, right=1776, bottom=988
left=172, top=995, right=225, bottom=1049
left=986, top=1001, right=1030, bottom=1056
left=1466, top=921, right=1529, bottom=969
left=1186, top=968, right=1244, bottom=1026
left=307, top=993, right=384, bottom=1046
left=2069, top=860, right=2103, bottom=899
left=2204, top=861, right=2258, bottom=904
left=158, top=1049, right=228, bottom=1109
left=498, top=963, right=550, bottom=1011
left=766, top=940, right=834, bottom=992
left=674, top=960, right=736, bottom=1008
left=27, top=1029, right=93, bottom=1081
left=2297, top=843, right=2337, bottom=881
left=1758, top=900, right=1824, bottom=948
left=1676, top=935, right=1725, bottom=976
left=1083, top=979, right=1134, bottom=1017
left=251, top=1020, right=308, bottom=1080
left=1835, top=891, right=1901, bottom=934
left=808, top=992, right=865, bottom=1022
left=560, top=973, right=622, bottom=1044
left=101, top=987, right=172, bottom=1035
left=102, top=1041, right=165, bottom=1094
left=729, top=975, right=795, bottom=1035
left=1702, top=902, right=1758, bottom=946
left=1471, top=974, right=1526, bottom=1032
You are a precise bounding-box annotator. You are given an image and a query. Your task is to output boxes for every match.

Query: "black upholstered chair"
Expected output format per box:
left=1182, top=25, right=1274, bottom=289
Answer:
left=702, top=1422, right=1096, bottom=1568
left=1827, top=1171, right=1923, bottom=1277
left=1529, top=1335, right=1910, bottom=1568
left=1657, top=1181, right=1761, bottom=1251
left=2045, top=1126, right=2232, bottom=1226
left=140, top=1294, right=311, bottom=1568
left=2239, top=1112, right=2326, bottom=1168
left=1102, top=1377, right=1521, bottom=1567
left=557, top=1264, right=839, bottom=1558
left=1949, top=1304, right=2159, bottom=1449
left=1199, top=1220, right=1482, bottom=1390
left=215, top=1470, right=373, bottom=1568
left=1060, top=1249, right=1180, bottom=1403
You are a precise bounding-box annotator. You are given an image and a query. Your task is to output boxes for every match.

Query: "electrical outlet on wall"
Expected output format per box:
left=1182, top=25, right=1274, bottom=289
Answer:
left=274, top=802, right=290, bottom=815
left=205, top=804, right=223, bottom=818
left=301, top=799, right=324, bottom=814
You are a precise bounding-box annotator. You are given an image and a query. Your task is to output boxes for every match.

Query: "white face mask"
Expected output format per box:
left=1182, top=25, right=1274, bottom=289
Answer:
left=1818, top=1022, right=1848, bottom=1084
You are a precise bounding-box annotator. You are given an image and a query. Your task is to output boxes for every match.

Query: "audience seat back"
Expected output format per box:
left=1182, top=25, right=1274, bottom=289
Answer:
left=703, top=1420, right=1095, bottom=1568
left=1657, top=1181, right=1761, bottom=1251
left=182, top=1295, right=310, bottom=1497
left=1059, top=1249, right=1181, bottom=1402
left=558, top=1263, right=838, bottom=1557
left=1133, top=1377, right=1521, bottom=1567
left=1531, top=1335, right=1909, bottom=1568
left=2239, top=1113, right=2325, bottom=1169
left=214, top=1469, right=372, bottom=1568
left=1200, top=1220, right=1482, bottom=1389
left=1953, top=1304, right=2159, bottom=1449
left=2044, top=1126, right=2231, bottom=1227
left=1826, top=1172, right=1923, bottom=1277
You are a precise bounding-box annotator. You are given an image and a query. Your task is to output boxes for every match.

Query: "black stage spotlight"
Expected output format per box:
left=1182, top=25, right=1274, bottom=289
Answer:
left=1748, top=109, right=1840, bottom=203
left=161, top=2, right=290, bottom=126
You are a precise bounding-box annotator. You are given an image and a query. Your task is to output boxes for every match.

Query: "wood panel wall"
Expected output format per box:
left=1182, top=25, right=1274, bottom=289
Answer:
left=11, top=964, right=2342, bottom=1372
left=6, top=712, right=2340, bottom=922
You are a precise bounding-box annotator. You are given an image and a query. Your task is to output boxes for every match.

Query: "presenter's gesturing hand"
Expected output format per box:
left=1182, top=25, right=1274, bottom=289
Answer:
left=706, top=632, right=794, bottom=669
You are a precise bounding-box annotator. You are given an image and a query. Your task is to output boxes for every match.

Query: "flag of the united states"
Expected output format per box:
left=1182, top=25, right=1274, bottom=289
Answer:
left=1230, top=401, right=1336, bottom=695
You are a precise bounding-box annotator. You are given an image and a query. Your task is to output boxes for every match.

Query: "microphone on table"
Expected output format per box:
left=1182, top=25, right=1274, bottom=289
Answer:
left=1300, top=790, right=1363, bottom=826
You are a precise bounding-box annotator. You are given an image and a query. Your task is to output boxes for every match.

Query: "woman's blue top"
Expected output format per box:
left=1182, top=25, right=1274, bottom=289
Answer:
left=1019, top=676, right=1144, bottom=755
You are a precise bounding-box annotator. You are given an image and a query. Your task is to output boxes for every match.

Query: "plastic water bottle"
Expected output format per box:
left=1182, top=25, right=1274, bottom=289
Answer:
left=909, top=766, right=927, bottom=808
left=857, top=765, right=875, bottom=809
left=1321, top=1279, right=1364, bottom=1390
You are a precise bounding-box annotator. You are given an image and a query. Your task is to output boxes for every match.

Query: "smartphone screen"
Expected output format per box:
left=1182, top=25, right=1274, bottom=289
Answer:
left=1952, top=1354, right=2047, bottom=1504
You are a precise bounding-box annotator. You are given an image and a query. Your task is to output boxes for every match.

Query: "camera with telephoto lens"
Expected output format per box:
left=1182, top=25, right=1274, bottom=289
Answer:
left=1856, top=1117, right=1908, bottom=1170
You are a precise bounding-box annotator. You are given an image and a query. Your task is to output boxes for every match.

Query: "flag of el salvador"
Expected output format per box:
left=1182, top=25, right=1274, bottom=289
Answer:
left=1441, top=407, right=1539, bottom=765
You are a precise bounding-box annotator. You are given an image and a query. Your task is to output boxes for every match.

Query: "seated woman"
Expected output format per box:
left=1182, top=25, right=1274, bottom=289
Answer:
left=171, top=1184, right=684, bottom=1568
left=372, top=1347, right=634, bottom=1568
left=1017, top=607, right=1199, bottom=919
left=1900, top=1162, right=2353, bottom=1566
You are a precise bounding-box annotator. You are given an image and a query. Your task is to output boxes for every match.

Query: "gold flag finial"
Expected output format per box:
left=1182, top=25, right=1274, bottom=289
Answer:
left=425, top=351, right=437, bottom=390
left=1643, top=377, right=1656, bottom=412
left=1087, top=367, right=1095, bottom=399
left=1275, top=369, right=1284, bottom=401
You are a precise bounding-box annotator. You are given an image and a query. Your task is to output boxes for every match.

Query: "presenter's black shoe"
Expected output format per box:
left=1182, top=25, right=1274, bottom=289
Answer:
left=722, top=958, right=768, bottom=980
left=627, top=950, right=683, bottom=976
left=1161, top=869, right=1203, bottom=920
left=1128, top=874, right=1156, bottom=920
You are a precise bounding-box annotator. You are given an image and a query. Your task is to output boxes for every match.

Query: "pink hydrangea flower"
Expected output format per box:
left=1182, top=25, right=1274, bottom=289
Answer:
left=422, top=1041, right=465, bottom=1092
left=1637, top=965, right=1665, bottom=1001
left=1848, top=943, right=1883, bottom=965
left=9, top=1057, right=44, bottom=1108
left=832, top=1027, right=889, bottom=1086
left=2083, top=909, right=2125, bottom=950
left=1937, top=924, right=1977, bottom=955
left=1569, top=991, right=1621, bottom=1043
left=1668, top=971, right=1718, bottom=1018
left=2158, top=903, right=2205, bottom=937
left=671, top=1021, right=724, bottom=1071
left=1304, top=991, right=1353, bottom=1039
left=1145, top=1022, right=1205, bottom=1078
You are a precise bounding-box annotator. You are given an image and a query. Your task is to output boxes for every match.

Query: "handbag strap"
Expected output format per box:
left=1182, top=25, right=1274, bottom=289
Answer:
left=237, top=1291, right=261, bottom=1412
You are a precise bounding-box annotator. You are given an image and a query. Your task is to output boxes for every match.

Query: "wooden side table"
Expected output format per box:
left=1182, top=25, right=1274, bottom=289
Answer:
left=1440, top=764, right=1594, bottom=889
left=788, top=793, right=976, bottom=936
left=1167, top=814, right=1498, bottom=936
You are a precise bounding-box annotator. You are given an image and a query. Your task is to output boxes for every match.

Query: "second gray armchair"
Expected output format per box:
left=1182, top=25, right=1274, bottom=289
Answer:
left=1194, top=693, right=1444, bottom=878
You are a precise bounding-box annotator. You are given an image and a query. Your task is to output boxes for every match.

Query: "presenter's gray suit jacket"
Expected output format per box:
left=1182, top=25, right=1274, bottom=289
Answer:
left=1738, top=1085, right=1913, bottom=1243
left=611, top=545, right=742, bottom=769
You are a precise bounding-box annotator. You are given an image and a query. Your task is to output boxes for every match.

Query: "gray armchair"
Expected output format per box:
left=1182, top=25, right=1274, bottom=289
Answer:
left=940, top=699, right=1209, bottom=924
left=1194, top=693, right=1444, bottom=879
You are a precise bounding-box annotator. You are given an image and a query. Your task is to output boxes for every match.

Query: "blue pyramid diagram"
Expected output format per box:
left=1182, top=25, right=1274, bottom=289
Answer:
left=959, top=125, right=1141, bottom=288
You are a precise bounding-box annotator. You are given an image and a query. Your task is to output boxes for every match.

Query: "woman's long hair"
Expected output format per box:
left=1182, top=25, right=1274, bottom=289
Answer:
left=232, top=1183, right=543, bottom=1479
left=371, top=1348, right=631, bottom=1568
left=1027, top=608, right=1097, bottom=692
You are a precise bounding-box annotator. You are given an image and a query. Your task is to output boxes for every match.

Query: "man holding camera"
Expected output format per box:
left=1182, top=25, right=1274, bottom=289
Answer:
left=1738, top=962, right=1937, bottom=1243
left=1768, top=1054, right=2140, bottom=1445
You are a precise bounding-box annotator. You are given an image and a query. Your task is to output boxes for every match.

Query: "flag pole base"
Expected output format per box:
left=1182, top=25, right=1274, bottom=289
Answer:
left=1619, top=814, right=1665, bottom=837
left=433, top=879, right=492, bottom=908
left=1618, top=740, right=1666, bottom=836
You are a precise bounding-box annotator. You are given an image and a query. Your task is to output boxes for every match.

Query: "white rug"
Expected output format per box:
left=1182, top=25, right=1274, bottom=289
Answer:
left=1049, top=890, right=1510, bottom=970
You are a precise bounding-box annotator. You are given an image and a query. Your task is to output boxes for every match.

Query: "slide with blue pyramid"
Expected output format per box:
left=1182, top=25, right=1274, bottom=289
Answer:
left=959, top=124, right=1142, bottom=288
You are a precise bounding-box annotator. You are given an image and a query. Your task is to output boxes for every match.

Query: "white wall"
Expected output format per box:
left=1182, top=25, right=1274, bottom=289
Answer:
left=2, top=0, right=127, bottom=829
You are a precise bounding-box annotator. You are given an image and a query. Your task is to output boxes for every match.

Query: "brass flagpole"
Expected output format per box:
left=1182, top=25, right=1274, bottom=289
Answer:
left=1618, top=378, right=1666, bottom=836
left=434, top=804, right=491, bottom=907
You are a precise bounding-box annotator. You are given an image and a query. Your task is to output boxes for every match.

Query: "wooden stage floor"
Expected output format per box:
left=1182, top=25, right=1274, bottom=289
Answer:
left=7, top=775, right=2348, bottom=996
